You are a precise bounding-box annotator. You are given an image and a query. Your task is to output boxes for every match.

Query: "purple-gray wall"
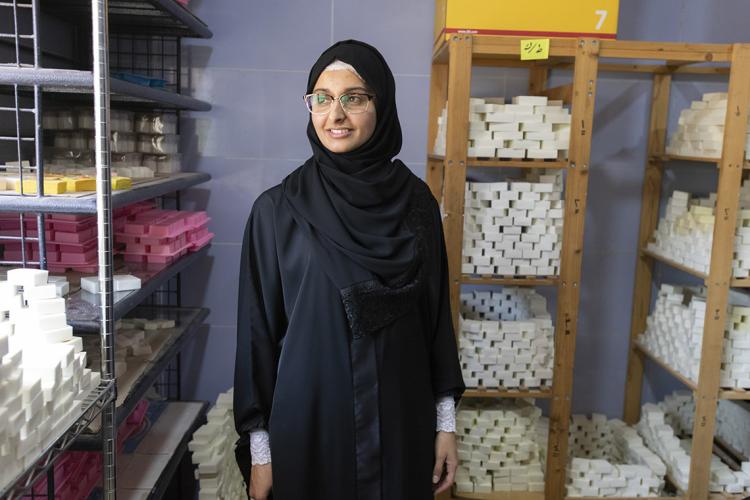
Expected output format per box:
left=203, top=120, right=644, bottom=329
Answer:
left=178, top=0, right=750, bottom=418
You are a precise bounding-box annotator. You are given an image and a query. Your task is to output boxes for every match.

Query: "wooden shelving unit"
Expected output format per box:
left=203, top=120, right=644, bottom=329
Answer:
left=623, top=43, right=750, bottom=500
left=428, top=32, right=750, bottom=500
left=426, top=34, right=599, bottom=500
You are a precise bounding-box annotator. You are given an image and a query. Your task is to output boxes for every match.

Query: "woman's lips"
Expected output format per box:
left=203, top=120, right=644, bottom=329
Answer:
left=327, top=128, right=352, bottom=139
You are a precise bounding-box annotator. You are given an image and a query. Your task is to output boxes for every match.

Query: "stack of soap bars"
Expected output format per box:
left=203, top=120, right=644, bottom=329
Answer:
left=116, top=208, right=213, bottom=265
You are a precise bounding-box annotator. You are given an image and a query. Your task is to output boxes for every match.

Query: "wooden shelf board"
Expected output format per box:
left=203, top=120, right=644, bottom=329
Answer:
left=463, top=388, right=552, bottom=399
left=428, top=154, right=567, bottom=169
left=642, top=248, right=750, bottom=288
left=657, top=153, right=750, bottom=169
left=719, top=387, right=750, bottom=400
left=634, top=340, right=699, bottom=391
left=641, top=248, right=707, bottom=281
left=462, top=275, right=559, bottom=287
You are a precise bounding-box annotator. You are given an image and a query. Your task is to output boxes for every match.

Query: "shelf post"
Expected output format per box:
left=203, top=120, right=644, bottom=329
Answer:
left=442, top=34, right=473, bottom=336
left=545, top=38, right=600, bottom=500
left=623, top=72, right=672, bottom=425
left=91, top=0, right=117, bottom=497
left=426, top=62, right=448, bottom=201
left=687, top=43, right=750, bottom=500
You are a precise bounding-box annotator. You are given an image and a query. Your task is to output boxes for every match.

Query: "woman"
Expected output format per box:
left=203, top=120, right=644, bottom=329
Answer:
left=234, top=40, right=465, bottom=500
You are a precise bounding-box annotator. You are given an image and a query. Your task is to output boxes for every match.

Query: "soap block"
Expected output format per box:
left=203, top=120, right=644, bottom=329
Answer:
left=39, top=325, right=73, bottom=343
left=26, top=297, right=66, bottom=315
left=13, top=178, right=67, bottom=195
left=114, top=275, right=141, bottom=292
left=23, top=283, right=57, bottom=301
left=81, top=274, right=141, bottom=293
left=7, top=269, right=48, bottom=289
left=64, top=177, right=96, bottom=192
left=111, top=176, right=132, bottom=190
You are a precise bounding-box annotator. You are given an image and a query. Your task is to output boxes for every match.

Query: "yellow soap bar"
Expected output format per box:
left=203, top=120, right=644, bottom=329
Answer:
left=64, top=177, right=97, bottom=192
left=14, top=178, right=67, bottom=194
left=111, top=176, right=132, bottom=190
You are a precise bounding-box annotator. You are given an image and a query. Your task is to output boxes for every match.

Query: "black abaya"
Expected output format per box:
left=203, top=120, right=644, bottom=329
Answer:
left=234, top=179, right=465, bottom=500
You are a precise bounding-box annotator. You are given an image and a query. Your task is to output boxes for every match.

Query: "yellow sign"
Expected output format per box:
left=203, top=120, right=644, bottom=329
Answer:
left=520, top=39, right=550, bottom=60
left=435, top=0, right=619, bottom=43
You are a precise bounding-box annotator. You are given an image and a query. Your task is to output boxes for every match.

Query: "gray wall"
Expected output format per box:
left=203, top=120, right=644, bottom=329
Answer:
left=178, top=0, right=750, bottom=418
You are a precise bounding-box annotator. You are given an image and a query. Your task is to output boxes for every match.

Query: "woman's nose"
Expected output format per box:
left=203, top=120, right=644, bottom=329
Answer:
left=328, top=100, right=347, bottom=121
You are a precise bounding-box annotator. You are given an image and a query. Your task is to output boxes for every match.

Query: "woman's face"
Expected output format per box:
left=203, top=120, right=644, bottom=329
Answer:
left=311, top=69, right=377, bottom=154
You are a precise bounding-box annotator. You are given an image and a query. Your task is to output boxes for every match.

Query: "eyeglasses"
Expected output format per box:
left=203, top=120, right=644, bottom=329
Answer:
left=303, top=92, right=375, bottom=115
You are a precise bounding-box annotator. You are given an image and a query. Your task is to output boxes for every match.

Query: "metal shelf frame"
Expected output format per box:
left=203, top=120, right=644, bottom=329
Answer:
left=0, top=0, right=212, bottom=498
left=0, top=172, right=210, bottom=213
left=0, top=67, right=211, bottom=110
left=41, top=0, right=213, bottom=38
left=73, top=306, right=209, bottom=449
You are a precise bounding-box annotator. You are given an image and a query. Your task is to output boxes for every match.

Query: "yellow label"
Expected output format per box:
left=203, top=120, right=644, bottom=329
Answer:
left=441, top=0, right=619, bottom=39
left=520, top=39, right=550, bottom=60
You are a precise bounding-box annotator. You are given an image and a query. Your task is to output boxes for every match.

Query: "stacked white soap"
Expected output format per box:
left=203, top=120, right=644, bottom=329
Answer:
left=659, top=391, right=750, bottom=467
left=666, top=92, right=750, bottom=160
left=83, top=316, right=176, bottom=378
left=647, top=184, right=750, bottom=278
left=459, top=288, right=553, bottom=389
left=563, top=415, right=666, bottom=497
left=638, top=284, right=750, bottom=389
left=433, top=95, right=571, bottom=159
left=455, top=399, right=545, bottom=493
left=463, top=170, right=564, bottom=276
left=639, top=401, right=750, bottom=493
left=535, top=414, right=665, bottom=497
left=189, top=388, right=246, bottom=500
left=0, top=268, right=99, bottom=491
left=716, top=400, right=750, bottom=459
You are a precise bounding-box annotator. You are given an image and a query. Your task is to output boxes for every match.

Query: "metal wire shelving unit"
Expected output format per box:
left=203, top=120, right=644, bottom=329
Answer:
left=0, top=0, right=212, bottom=498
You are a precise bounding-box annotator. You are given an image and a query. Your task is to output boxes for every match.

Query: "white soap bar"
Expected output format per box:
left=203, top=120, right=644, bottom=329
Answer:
left=23, top=283, right=57, bottom=301
left=7, top=269, right=48, bottom=289
left=53, top=281, right=69, bottom=297
left=80, top=277, right=100, bottom=294
left=114, top=275, right=141, bottom=292
left=81, top=275, right=142, bottom=293
left=27, top=298, right=65, bottom=315
left=17, top=312, right=68, bottom=332
left=39, top=325, right=73, bottom=343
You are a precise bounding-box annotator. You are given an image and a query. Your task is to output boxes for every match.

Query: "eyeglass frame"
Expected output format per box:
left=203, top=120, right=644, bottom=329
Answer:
left=302, top=92, right=376, bottom=115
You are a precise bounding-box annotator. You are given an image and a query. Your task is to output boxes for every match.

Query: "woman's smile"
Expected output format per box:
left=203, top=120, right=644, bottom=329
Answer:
left=326, top=127, right=353, bottom=139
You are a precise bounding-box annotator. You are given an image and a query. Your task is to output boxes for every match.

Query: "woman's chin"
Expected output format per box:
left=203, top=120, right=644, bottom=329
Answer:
left=324, top=141, right=359, bottom=154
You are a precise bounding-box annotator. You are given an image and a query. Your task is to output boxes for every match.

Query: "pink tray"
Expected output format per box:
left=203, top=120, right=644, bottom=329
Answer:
left=189, top=231, right=214, bottom=251
left=49, top=213, right=96, bottom=222
left=123, top=211, right=188, bottom=238
left=59, top=248, right=97, bottom=264
left=51, top=218, right=96, bottom=233
left=124, top=233, right=188, bottom=255
left=53, top=226, right=96, bottom=243
left=123, top=243, right=190, bottom=264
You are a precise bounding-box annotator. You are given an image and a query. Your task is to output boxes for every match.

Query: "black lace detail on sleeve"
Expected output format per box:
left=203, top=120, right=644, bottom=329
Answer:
left=339, top=183, right=435, bottom=338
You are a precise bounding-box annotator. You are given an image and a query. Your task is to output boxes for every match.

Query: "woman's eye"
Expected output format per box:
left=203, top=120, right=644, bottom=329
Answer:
left=346, top=95, right=363, bottom=104
left=315, top=95, right=329, bottom=104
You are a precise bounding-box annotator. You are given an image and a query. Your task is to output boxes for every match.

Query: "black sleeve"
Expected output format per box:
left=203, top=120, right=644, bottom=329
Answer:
left=426, top=194, right=466, bottom=404
left=234, top=193, right=287, bottom=437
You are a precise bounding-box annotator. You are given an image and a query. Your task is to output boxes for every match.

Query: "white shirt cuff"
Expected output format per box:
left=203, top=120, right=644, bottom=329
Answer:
left=250, top=429, right=272, bottom=465
left=436, top=395, right=456, bottom=432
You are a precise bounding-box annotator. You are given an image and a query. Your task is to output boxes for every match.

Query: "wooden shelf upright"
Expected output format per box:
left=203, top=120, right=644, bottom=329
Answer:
left=425, top=34, right=601, bottom=500
left=622, top=43, right=750, bottom=500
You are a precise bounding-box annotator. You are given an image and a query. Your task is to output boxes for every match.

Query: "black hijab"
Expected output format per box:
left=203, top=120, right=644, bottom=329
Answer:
left=281, top=40, right=420, bottom=291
